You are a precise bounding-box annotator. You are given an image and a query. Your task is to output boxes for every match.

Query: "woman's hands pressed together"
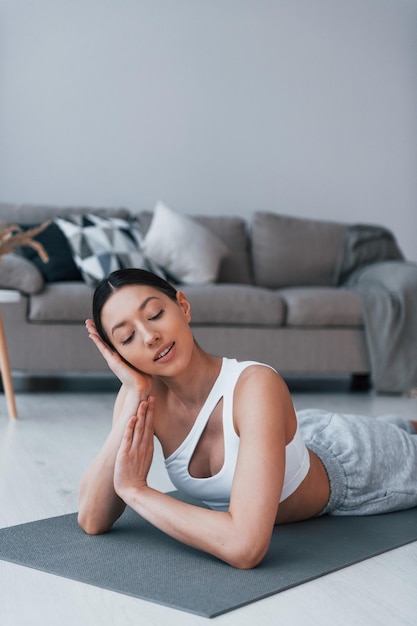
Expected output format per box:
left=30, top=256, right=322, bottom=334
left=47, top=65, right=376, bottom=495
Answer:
left=114, top=397, right=155, bottom=503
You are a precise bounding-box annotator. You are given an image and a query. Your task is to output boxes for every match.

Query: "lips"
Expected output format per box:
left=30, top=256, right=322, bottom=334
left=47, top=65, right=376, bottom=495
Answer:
left=154, top=342, right=175, bottom=361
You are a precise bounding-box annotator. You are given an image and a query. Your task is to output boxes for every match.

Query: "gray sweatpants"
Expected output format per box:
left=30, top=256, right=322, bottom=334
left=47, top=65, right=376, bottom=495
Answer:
left=297, top=409, right=417, bottom=516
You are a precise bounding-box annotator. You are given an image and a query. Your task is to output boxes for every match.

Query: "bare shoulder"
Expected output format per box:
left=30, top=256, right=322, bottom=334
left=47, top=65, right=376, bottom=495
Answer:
left=235, top=363, right=290, bottom=398
left=233, top=364, right=295, bottom=435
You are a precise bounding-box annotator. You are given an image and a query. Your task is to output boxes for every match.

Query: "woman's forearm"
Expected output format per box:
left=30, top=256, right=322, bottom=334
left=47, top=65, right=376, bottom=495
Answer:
left=78, top=388, right=147, bottom=534
left=121, top=486, right=271, bottom=569
left=78, top=425, right=127, bottom=534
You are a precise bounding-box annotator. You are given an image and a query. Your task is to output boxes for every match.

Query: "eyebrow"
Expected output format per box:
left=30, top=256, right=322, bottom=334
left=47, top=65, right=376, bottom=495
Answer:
left=110, top=296, right=160, bottom=337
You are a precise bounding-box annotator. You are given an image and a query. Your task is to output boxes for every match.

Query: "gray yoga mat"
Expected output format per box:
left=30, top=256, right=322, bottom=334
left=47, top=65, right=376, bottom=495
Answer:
left=1, top=494, right=416, bottom=618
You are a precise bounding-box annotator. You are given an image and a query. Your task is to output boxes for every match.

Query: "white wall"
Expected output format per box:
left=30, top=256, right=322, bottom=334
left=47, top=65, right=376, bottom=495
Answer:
left=1, top=0, right=416, bottom=260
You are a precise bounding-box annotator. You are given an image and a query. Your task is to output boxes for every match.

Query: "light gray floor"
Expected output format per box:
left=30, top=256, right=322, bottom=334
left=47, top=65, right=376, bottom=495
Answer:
left=1, top=378, right=416, bottom=626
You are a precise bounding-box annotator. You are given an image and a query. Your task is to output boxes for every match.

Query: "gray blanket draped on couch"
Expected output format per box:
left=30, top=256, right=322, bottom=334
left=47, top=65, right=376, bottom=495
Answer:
left=347, top=261, right=417, bottom=394
left=334, top=224, right=417, bottom=394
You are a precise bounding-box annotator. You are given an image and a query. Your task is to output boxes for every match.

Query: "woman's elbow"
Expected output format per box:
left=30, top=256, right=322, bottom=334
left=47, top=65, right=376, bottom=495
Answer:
left=77, top=511, right=111, bottom=536
left=226, top=538, right=269, bottom=570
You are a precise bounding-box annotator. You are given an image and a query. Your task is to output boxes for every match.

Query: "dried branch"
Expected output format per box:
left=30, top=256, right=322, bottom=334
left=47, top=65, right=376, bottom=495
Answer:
left=0, top=221, right=51, bottom=262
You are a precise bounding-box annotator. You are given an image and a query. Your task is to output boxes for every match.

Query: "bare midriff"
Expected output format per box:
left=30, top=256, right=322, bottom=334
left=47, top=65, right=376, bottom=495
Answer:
left=275, top=450, right=330, bottom=524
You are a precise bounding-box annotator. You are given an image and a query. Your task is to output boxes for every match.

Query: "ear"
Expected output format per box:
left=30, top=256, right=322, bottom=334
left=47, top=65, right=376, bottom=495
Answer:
left=176, top=290, right=191, bottom=323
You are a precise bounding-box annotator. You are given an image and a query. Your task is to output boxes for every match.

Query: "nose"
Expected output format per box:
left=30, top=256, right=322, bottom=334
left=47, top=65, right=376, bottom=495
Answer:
left=143, top=326, right=160, bottom=346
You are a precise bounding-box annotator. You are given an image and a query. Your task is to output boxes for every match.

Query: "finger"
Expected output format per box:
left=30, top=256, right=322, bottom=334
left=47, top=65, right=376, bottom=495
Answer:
left=85, top=320, right=103, bottom=343
left=86, top=326, right=107, bottom=349
left=85, top=319, right=96, bottom=332
left=143, top=396, right=155, bottom=431
left=130, top=401, right=153, bottom=453
left=137, top=396, right=154, bottom=418
left=131, top=403, right=147, bottom=447
left=139, top=397, right=155, bottom=448
left=120, top=414, right=138, bottom=451
left=86, top=328, right=118, bottom=362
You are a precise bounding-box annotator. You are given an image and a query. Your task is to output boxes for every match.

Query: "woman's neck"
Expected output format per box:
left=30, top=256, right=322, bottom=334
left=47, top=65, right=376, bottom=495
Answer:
left=151, top=348, right=223, bottom=456
left=155, top=347, right=222, bottom=412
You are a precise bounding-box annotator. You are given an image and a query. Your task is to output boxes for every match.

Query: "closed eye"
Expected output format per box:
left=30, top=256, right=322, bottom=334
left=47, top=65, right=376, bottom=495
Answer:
left=149, top=309, right=164, bottom=321
left=120, top=309, right=164, bottom=344
left=121, top=333, right=134, bottom=345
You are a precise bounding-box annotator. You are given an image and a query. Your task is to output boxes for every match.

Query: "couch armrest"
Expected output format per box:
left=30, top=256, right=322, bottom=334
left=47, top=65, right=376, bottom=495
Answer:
left=0, top=253, right=45, bottom=294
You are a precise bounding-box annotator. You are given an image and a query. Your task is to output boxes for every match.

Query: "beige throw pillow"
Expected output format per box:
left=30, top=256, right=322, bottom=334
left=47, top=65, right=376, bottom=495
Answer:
left=142, top=202, right=229, bottom=284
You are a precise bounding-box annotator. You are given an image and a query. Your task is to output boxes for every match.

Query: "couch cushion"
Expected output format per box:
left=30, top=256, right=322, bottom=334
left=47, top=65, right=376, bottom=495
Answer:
left=135, top=211, right=253, bottom=285
left=252, top=212, right=346, bottom=288
left=182, top=284, right=285, bottom=326
left=0, top=253, right=45, bottom=294
left=29, top=282, right=93, bottom=322
left=280, top=287, right=363, bottom=327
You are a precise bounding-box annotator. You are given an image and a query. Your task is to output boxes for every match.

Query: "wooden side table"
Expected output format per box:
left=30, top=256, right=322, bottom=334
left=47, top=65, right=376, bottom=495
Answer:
left=0, top=289, right=20, bottom=419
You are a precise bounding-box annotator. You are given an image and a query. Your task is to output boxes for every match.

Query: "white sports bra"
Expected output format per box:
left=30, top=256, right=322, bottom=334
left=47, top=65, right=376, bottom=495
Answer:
left=164, top=358, right=310, bottom=511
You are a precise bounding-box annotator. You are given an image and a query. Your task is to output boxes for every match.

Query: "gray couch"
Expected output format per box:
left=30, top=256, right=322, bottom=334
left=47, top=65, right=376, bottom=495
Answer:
left=0, top=202, right=412, bottom=392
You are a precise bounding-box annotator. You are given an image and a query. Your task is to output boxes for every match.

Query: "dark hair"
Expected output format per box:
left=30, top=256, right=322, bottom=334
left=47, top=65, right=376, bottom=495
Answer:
left=92, top=268, right=177, bottom=347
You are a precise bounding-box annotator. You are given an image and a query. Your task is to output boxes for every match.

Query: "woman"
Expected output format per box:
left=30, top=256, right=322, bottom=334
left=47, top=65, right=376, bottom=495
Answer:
left=78, top=269, right=417, bottom=569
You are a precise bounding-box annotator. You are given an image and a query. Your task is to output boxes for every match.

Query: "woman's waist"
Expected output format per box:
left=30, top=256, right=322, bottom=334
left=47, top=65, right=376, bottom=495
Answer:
left=276, top=449, right=330, bottom=524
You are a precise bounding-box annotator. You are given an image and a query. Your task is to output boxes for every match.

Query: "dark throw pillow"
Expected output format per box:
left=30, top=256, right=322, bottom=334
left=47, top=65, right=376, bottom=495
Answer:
left=18, top=222, right=83, bottom=282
